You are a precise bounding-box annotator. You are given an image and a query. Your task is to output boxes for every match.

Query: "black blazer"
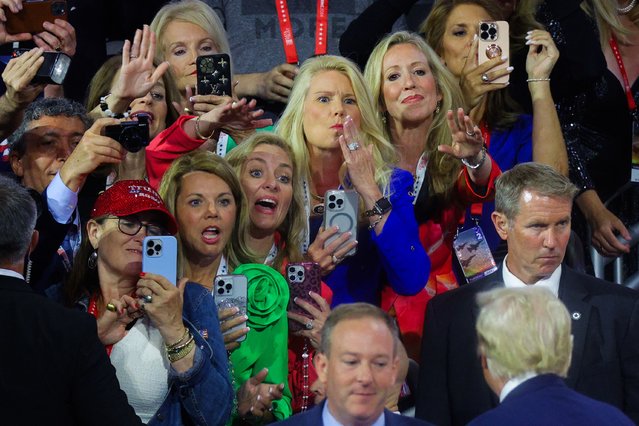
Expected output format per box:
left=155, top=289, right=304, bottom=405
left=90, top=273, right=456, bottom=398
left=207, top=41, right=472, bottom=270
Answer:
left=0, top=275, right=141, bottom=425
left=415, top=265, right=639, bottom=426
left=278, top=400, right=433, bottom=426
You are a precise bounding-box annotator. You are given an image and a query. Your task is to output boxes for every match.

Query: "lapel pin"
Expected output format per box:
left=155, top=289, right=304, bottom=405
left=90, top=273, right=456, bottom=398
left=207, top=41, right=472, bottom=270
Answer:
left=571, top=312, right=581, bottom=320
left=200, top=329, right=208, bottom=339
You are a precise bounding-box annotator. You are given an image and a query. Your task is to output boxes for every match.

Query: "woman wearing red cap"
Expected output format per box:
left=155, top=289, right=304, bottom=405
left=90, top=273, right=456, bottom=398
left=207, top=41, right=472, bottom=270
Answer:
left=62, top=179, right=233, bottom=425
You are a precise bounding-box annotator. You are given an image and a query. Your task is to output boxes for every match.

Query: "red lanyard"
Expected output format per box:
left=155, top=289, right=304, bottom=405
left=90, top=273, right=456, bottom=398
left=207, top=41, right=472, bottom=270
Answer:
left=88, top=295, right=114, bottom=356
left=609, top=35, right=638, bottom=113
left=275, top=0, right=329, bottom=65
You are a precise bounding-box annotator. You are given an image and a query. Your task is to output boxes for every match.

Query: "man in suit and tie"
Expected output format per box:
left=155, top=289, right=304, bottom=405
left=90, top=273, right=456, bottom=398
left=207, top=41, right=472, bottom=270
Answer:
left=0, top=174, right=141, bottom=425
left=279, top=303, right=431, bottom=426
left=468, top=286, right=633, bottom=425
left=415, top=162, right=639, bottom=425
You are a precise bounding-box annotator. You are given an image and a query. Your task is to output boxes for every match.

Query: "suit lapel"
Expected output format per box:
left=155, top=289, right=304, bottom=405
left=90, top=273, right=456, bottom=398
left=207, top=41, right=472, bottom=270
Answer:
left=557, top=267, right=591, bottom=387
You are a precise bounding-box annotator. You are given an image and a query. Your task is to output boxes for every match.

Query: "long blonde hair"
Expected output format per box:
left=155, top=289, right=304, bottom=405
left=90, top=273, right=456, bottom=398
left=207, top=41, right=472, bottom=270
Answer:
left=276, top=55, right=397, bottom=195
left=581, top=0, right=639, bottom=46
left=365, top=31, right=466, bottom=201
left=158, top=151, right=256, bottom=275
left=226, top=132, right=306, bottom=270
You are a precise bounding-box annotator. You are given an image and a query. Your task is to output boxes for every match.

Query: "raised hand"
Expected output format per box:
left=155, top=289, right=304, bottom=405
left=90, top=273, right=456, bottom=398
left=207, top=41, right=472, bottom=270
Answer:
left=525, top=30, right=559, bottom=81
left=0, top=0, right=31, bottom=45
left=95, top=294, right=142, bottom=345
left=439, top=108, right=484, bottom=161
left=236, top=368, right=285, bottom=419
left=34, top=19, right=76, bottom=57
left=218, top=306, right=249, bottom=352
left=2, top=47, right=46, bottom=108
left=287, top=291, right=331, bottom=349
left=307, top=225, right=357, bottom=275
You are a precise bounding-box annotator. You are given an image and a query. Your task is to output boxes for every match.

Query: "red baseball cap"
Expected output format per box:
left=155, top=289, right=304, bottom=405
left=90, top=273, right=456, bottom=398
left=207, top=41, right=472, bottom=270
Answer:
left=91, top=180, right=178, bottom=235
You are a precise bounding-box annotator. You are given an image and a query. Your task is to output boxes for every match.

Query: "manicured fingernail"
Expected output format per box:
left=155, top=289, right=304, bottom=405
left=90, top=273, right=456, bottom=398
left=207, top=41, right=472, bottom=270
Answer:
left=139, top=272, right=146, bottom=277
left=525, top=40, right=533, bottom=45
left=294, top=297, right=298, bottom=302
left=189, top=96, right=195, bottom=102
left=501, top=55, right=508, bottom=61
left=243, top=315, right=248, bottom=320
left=506, top=66, right=514, bottom=72
left=473, top=34, right=477, bottom=41
left=527, top=30, right=533, bottom=35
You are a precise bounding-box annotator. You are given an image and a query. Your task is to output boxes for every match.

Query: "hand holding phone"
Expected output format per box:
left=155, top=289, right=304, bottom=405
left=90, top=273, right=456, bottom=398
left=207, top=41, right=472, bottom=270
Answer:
left=214, top=274, right=248, bottom=343
left=5, top=0, right=67, bottom=35
left=323, top=189, right=358, bottom=257
left=197, top=53, right=232, bottom=96
left=477, top=20, right=510, bottom=84
left=286, top=262, right=322, bottom=332
left=142, top=236, right=177, bottom=285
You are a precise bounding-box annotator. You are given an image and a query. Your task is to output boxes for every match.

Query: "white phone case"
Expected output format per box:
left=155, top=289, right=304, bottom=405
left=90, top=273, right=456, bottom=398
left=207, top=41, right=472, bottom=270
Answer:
left=323, top=189, right=359, bottom=257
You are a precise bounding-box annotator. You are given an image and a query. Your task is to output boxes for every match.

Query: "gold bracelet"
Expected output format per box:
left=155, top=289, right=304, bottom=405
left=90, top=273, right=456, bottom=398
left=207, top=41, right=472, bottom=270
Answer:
left=195, top=115, right=217, bottom=140
left=165, top=327, right=190, bottom=350
left=526, top=78, right=550, bottom=82
left=166, top=334, right=194, bottom=355
left=167, top=338, right=195, bottom=363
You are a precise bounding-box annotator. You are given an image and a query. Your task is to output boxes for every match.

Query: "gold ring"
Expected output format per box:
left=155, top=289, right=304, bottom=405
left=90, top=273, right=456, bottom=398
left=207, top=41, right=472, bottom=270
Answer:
left=106, top=303, right=117, bottom=312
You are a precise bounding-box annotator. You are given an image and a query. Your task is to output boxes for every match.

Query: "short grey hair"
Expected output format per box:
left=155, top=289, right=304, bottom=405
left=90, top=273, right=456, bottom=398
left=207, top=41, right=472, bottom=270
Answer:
left=476, top=286, right=573, bottom=379
left=320, top=303, right=399, bottom=356
left=8, top=97, right=92, bottom=156
left=0, top=175, right=37, bottom=264
left=495, top=163, right=578, bottom=220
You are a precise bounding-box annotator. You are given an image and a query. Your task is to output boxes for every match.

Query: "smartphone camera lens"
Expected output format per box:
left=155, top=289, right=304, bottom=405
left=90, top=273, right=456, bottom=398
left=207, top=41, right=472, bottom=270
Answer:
left=488, top=27, right=497, bottom=36
left=337, top=199, right=344, bottom=206
left=217, top=288, right=224, bottom=295
left=146, top=248, right=154, bottom=256
left=147, top=240, right=154, bottom=248
left=289, top=275, right=295, bottom=281
left=225, top=283, right=233, bottom=291
left=480, top=23, right=489, bottom=31
left=328, top=194, right=336, bottom=202
left=328, top=202, right=336, bottom=209
left=217, top=280, right=225, bottom=287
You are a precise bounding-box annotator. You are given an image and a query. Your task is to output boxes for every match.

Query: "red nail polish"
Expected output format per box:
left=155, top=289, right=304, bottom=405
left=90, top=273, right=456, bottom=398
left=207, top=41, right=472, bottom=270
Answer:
left=139, top=272, right=146, bottom=277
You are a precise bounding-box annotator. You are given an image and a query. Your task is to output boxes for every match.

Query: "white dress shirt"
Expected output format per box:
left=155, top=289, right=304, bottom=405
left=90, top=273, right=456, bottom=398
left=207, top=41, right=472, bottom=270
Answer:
left=501, top=255, right=561, bottom=297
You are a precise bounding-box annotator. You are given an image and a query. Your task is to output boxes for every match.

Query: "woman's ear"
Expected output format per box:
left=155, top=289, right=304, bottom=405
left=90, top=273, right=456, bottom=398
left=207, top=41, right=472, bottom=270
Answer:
left=86, top=219, right=102, bottom=250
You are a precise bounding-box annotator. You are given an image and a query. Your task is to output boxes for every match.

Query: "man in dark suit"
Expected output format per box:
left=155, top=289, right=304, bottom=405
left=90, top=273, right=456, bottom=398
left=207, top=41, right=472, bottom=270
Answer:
left=279, top=303, right=431, bottom=426
left=468, top=286, right=633, bottom=426
left=0, top=175, right=141, bottom=425
left=415, top=163, right=639, bottom=426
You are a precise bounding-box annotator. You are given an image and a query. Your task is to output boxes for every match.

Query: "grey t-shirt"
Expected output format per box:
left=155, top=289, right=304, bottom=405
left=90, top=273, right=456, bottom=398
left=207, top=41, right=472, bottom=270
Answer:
left=206, top=0, right=408, bottom=74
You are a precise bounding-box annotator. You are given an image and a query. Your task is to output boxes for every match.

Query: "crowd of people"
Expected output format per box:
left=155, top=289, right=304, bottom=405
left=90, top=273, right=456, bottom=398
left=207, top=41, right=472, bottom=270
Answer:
left=1, top=0, right=638, bottom=425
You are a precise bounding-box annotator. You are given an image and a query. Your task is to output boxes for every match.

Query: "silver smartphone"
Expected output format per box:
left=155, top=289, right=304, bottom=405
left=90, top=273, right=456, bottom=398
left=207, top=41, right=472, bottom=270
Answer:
left=323, top=189, right=358, bottom=257
left=214, top=274, right=248, bottom=342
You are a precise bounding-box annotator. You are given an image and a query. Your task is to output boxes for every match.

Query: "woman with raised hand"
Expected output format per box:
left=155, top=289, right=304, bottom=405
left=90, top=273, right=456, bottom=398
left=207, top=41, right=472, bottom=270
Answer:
left=365, top=31, right=501, bottom=359
left=62, top=179, right=232, bottom=425
left=276, top=54, right=429, bottom=307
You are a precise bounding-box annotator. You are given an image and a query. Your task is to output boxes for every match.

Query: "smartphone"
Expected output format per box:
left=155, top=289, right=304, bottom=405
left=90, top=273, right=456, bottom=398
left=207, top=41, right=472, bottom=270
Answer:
left=214, top=274, right=248, bottom=342
left=323, top=189, right=358, bottom=257
left=11, top=48, right=71, bottom=85
left=142, top=236, right=177, bottom=286
left=196, top=53, right=232, bottom=96
left=477, top=20, right=509, bottom=84
left=286, top=262, right=322, bottom=332
left=5, top=1, right=67, bottom=35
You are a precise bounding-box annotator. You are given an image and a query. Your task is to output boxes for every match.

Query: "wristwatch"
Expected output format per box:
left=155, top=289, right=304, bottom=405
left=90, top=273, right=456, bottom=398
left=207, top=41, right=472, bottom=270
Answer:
left=365, top=197, right=392, bottom=217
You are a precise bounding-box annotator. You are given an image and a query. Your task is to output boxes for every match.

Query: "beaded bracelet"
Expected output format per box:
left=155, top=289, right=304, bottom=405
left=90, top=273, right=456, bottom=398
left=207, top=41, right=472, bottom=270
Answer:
left=99, top=93, right=131, bottom=119
left=461, top=146, right=487, bottom=169
left=165, top=328, right=190, bottom=351
left=526, top=78, right=551, bottom=82
left=195, top=115, right=217, bottom=140
left=167, top=338, right=195, bottom=363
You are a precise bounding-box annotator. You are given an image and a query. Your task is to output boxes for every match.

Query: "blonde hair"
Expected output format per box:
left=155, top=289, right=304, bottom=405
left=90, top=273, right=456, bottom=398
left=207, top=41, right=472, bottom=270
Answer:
left=581, top=0, right=639, bottom=47
left=150, top=0, right=230, bottom=64
left=158, top=151, right=256, bottom=275
left=476, top=287, right=573, bottom=379
left=226, top=132, right=306, bottom=270
left=365, top=31, right=465, bottom=201
left=276, top=55, right=397, bottom=198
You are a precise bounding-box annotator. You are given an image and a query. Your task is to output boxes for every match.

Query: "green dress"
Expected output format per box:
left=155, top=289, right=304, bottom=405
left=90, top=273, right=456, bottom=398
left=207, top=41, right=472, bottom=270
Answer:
left=229, top=263, right=292, bottom=423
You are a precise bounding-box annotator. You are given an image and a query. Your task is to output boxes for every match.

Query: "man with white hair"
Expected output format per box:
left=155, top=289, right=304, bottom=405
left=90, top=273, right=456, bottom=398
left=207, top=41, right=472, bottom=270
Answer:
left=470, top=286, right=633, bottom=425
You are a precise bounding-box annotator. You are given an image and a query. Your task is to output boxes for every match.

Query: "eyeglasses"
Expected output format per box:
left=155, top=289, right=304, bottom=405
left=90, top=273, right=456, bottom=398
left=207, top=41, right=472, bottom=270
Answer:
left=107, top=217, right=166, bottom=237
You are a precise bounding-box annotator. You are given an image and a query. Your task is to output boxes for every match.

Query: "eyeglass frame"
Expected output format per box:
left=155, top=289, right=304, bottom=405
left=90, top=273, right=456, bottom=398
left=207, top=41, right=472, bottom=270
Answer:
left=104, top=216, right=167, bottom=237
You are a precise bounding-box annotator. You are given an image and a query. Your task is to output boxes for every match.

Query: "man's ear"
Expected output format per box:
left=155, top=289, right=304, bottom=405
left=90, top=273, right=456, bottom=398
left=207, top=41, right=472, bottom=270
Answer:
left=315, top=352, right=329, bottom=386
left=491, top=211, right=510, bottom=241
left=9, top=151, right=24, bottom=178
left=28, top=230, right=39, bottom=256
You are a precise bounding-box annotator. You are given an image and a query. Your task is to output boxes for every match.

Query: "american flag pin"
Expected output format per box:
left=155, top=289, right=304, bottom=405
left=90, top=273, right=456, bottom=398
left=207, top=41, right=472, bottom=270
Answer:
left=200, top=329, right=208, bottom=339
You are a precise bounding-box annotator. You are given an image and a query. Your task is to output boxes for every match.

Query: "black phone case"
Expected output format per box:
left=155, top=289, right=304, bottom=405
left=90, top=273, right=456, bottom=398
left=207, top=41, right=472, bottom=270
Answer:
left=196, top=54, right=232, bottom=96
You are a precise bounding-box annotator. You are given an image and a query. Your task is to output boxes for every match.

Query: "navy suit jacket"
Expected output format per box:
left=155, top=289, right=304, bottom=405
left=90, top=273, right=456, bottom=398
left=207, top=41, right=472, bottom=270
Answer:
left=415, top=264, right=639, bottom=426
left=469, top=374, right=634, bottom=426
left=278, top=400, right=432, bottom=426
left=0, top=275, right=141, bottom=425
